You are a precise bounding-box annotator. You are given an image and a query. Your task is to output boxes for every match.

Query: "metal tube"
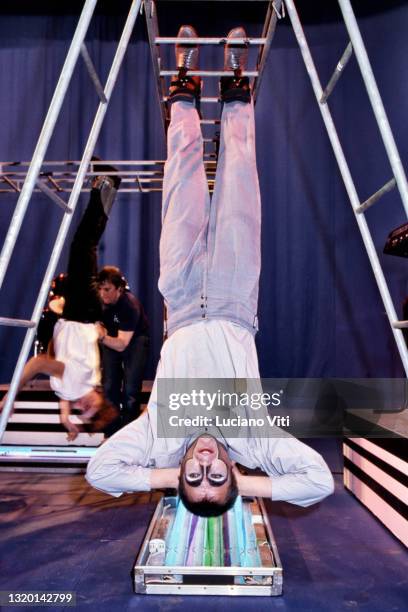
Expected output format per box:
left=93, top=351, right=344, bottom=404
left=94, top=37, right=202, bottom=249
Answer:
left=0, top=317, right=35, bottom=328
left=80, top=43, right=108, bottom=103
left=253, top=0, right=283, bottom=103
left=163, top=96, right=219, bottom=103
left=392, top=321, right=408, bottom=329
left=2, top=176, right=20, bottom=192
left=0, top=0, right=142, bottom=441
left=144, top=0, right=167, bottom=133
left=0, top=0, right=98, bottom=290
left=356, top=178, right=396, bottom=214
left=284, top=0, right=408, bottom=376
left=272, top=0, right=285, bottom=20
left=160, top=70, right=258, bottom=77
left=155, top=37, right=266, bottom=45
left=46, top=176, right=64, bottom=192
left=320, top=42, right=353, bottom=104
left=1, top=159, right=167, bottom=167
left=338, top=0, right=408, bottom=218
left=36, top=179, right=72, bottom=213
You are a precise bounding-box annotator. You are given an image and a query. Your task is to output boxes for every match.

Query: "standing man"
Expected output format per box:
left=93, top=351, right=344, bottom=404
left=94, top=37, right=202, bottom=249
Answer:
left=97, top=267, right=149, bottom=434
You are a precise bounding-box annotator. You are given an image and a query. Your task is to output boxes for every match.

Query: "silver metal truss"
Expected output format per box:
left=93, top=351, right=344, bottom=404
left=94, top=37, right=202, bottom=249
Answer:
left=284, top=0, right=408, bottom=375
left=0, top=160, right=217, bottom=194
left=0, top=0, right=143, bottom=440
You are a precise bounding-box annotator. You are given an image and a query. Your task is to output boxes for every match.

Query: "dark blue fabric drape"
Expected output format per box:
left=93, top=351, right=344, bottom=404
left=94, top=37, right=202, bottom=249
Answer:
left=1, top=5, right=408, bottom=381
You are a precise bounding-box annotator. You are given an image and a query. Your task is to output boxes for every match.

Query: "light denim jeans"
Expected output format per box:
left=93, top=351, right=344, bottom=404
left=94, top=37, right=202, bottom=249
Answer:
left=159, top=99, right=261, bottom=336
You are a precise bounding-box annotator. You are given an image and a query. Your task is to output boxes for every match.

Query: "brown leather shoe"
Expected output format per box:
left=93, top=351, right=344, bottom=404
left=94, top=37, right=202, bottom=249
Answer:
left=175, top=25, right=199, bottom=71
left=168, top=25, right=201, bottom=107
left=224, top=27, right=249, bottom=73
left=220, top=27, right=251, bottom=104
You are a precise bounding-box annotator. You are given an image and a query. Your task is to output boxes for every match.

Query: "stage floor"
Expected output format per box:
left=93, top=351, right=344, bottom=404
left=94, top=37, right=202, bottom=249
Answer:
left=0, top=462, right=407, bottom=611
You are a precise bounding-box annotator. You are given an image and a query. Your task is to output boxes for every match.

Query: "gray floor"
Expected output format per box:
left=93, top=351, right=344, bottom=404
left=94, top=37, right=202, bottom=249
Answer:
left=0, top=461, right=407, bottom=612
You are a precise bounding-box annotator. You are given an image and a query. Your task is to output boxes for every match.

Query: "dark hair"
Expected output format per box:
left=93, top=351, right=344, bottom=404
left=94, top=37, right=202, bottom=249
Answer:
left=97, top=266, right=126, bottom=289
left=49, top=273, right=69, bottom=297
left=82, top=395, right=119, bottom=433
left=178, top=471, right=238, bottom=517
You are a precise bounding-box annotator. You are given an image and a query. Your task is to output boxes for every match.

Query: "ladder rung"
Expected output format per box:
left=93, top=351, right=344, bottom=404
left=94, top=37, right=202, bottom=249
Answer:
left=392, top=320, right=408, bottom=329
left=88, top=171, right=123, bottom=178
left=155, top=37, right=267, bottom=45
left=320, top=42, right=353, bottom=104
left=160, top=70, right=258, bottom=78
left=200, top=119, right=220, bottom=125
left=355, top=178, right=397, bottom=214
left=36, top=179, right=72, bottom=213
left=163, top=96, right=219, bottom=103
left=0, top=317, right=36, bottom=328
left=80, top=43, right=108, bottom=104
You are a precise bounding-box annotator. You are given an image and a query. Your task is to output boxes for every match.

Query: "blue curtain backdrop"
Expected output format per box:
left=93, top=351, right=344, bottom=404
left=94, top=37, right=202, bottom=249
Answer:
left=0, top=3, right=408, bottom=382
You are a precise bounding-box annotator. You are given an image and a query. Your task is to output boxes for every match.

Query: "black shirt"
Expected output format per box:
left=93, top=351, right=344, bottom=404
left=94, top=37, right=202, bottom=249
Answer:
left=101, top=291, right=149, bottom=338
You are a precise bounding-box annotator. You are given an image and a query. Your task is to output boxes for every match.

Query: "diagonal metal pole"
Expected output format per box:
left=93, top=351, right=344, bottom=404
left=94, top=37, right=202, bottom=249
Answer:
left=0, top=0, right=98, bottom=290
left=284, top=0, right=408, bottom=376
left=0, top=0, right=142, bottom=440
left=253, top=0, right=283, bottom=103
left=338, top=0, right=408, bottom=218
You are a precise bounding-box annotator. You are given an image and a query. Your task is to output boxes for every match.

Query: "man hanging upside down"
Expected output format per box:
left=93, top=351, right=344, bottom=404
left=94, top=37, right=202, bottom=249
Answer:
left=1, top=167, right=121, bottom=440
left=86, top=27, right=334, bottom=515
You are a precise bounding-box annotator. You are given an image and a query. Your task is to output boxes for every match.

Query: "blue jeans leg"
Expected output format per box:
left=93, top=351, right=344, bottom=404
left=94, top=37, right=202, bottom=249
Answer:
left=122, top=334, right=149, bottom=426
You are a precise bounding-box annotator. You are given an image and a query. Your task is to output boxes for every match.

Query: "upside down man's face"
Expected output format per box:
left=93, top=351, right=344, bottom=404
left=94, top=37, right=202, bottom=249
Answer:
left=180, top=434, right=233, bottom=504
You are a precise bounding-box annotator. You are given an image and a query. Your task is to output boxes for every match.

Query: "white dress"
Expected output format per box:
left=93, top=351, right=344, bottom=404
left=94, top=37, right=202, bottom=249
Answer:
left=50, top=319, right=101, bottom=401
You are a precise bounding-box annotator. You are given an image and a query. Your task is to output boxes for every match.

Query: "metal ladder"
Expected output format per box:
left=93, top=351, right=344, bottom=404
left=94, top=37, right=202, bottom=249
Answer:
left=0, top=0, right=144, bottom=439
left=144, top=0, right=284, bottom=171
left=283, top=0, right=408, bottom=376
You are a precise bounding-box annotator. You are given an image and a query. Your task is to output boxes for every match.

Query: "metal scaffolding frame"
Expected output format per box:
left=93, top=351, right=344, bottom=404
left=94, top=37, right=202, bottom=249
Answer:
left=1, top=0, right=408, bottom=442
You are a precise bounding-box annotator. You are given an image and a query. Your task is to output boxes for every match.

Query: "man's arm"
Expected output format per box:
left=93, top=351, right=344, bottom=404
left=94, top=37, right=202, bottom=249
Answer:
left=232, top=465, right=272, bottom=498
left=150, top=467, right=180, bottom=489
left=86, top=411, right=158, bottom=496
left=97, top=323, right=134, bottom=352
left=245, top=436, right=334, bottom=507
